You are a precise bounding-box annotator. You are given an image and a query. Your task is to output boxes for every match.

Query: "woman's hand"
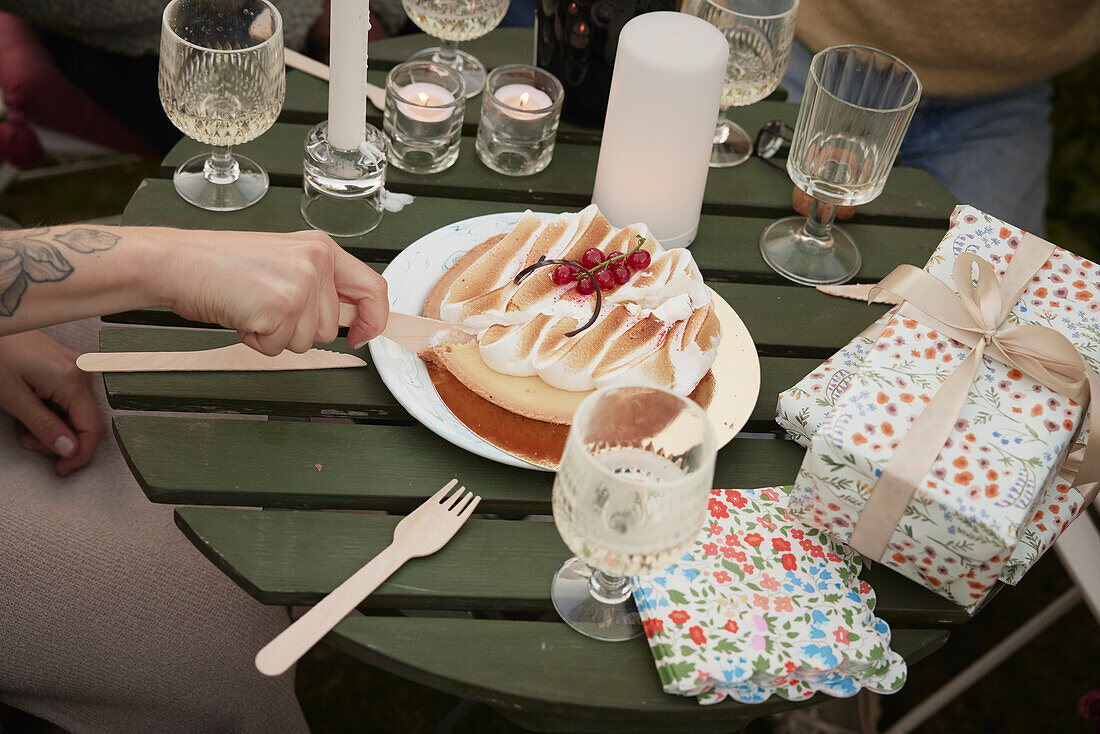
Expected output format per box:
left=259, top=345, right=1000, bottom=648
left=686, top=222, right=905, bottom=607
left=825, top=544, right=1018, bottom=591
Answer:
left=152, top=229, right=388, bottom=355
left=0, top=330, right=106, bottom=476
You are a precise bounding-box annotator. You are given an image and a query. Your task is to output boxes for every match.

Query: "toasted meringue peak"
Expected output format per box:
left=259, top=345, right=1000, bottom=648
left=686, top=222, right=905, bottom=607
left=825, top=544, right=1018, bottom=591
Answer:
left=439, top=206, right=720, bottom=394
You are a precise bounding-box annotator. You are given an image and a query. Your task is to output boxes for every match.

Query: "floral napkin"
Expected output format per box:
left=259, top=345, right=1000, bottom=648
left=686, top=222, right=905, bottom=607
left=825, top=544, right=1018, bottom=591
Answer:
left=632, top=487, right=906, bottom=705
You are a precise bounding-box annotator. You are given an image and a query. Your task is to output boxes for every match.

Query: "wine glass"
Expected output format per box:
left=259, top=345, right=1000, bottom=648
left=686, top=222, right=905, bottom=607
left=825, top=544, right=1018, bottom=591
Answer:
left=159, top=0, right=285, bottom=211
left=551, top=386, right=716, bottom=642
left=759, top=45, right=921, bottom=285
left=402, top=0, right=511, bottom=98
left=682, top=0, right=798, bottom=168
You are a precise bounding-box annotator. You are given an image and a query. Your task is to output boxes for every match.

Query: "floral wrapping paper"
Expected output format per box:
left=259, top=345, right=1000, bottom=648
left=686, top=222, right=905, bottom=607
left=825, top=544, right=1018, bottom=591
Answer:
left=775, top=310, right=1087, bottom=586
left=789, top=205, right=1097, bottom=609
left=632, top=487, right=906, bottom=705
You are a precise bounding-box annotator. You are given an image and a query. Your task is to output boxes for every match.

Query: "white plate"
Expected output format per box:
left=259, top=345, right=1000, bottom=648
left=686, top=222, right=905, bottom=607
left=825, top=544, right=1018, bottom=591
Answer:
left=369, top=211, right=761, bottom=472
left=370, top=212, right=551, bottom=470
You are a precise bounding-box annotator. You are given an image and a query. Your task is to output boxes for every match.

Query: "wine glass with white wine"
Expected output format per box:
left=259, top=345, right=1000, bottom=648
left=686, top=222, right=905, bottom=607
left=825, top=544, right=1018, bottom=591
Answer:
left=402, top=0, right=511, bottom=98
left=682, top=0, right=798, bottom=167
left=159, top=0, right=285, bottom=211
left=551, top=386, right=716, bottom=642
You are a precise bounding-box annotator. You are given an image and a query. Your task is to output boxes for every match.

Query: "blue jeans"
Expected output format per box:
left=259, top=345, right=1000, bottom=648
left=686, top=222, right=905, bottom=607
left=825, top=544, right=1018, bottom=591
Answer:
left=782, top=42, right=1054, bottom=235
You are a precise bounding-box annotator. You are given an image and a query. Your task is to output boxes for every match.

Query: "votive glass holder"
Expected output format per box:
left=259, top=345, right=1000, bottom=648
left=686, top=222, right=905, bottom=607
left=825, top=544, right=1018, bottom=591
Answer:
left=475, top=65, right=564, bottom=177
left=384, top=61, right=465, bottom=174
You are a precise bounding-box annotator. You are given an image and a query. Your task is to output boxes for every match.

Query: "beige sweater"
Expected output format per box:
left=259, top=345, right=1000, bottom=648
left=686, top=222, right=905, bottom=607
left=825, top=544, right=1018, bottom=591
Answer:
left=796, top=0, right=1100, bottom=97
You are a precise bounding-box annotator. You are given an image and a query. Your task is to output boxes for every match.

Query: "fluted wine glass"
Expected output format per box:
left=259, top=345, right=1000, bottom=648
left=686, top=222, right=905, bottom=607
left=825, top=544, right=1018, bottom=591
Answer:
left=682, top=0, right=798, bottom=167
left=551, top=386, right=716, bottom=642
left=402, top=0, right=510, bottom=98
left=760, top=45, right=921, bottom=285
left=159, top=0, right=285, bottom=211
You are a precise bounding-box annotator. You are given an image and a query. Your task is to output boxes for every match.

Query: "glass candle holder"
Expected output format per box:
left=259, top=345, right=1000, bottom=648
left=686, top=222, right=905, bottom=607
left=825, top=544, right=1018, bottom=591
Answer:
left=475, top=65, right=564, bottom=176
left=384, top=61, right=466, bottom=174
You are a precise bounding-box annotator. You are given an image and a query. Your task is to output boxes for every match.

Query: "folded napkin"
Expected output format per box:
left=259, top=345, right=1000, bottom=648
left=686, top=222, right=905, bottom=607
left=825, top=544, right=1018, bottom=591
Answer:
left=632, top=487, right=906, bottom=705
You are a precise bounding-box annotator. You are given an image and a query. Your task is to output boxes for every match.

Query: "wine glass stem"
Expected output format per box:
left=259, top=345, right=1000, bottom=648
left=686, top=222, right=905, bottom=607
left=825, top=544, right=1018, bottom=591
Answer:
left=801, top=198, right=839, bottom=245
left=713, top=112, right=727, bottom=145
left=434, top=39, right=459, bottom=66
left=204, top=145, right=240, bottom=185
left=588, top=569, right=633, bottom=605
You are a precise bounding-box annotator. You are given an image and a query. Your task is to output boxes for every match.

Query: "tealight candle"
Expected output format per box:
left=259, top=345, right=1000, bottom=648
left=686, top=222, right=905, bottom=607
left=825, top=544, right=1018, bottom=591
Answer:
left=475, top=65, right=564, bottom=176
left=397, top=82, right=456, bottom=122
left=494, top=84, right=553, bottom=119
left=384, top=61, right=466, bottom=174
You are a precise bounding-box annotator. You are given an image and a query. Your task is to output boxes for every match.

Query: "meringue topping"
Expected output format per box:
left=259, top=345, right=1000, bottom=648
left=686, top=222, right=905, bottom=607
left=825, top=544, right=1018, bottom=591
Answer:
left=438, top=205, right=721, bottom=395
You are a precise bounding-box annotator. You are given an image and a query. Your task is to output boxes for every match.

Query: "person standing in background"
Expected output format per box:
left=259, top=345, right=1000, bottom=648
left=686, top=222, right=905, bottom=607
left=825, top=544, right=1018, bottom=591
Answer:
left=783, top=0, right=1100, bottom=236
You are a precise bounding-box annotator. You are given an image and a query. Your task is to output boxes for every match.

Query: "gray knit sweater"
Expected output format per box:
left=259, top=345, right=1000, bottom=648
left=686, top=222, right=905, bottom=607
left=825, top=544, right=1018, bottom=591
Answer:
left=0, top=0, right=326, bottom=55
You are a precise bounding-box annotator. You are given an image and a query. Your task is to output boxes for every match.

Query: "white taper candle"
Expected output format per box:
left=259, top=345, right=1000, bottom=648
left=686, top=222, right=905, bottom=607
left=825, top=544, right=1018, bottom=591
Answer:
left=327, top=0, right=370, bottom=151
left=592, top=13, right=728, bottom=248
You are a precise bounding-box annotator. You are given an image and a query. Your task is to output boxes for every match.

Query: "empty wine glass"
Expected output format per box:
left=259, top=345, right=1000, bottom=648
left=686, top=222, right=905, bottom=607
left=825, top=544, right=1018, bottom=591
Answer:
left=159, top=0, right=285, bottom=211
left=682, top=0, right=798, bottom=167
left=759, top=45, right=921, bottom=285
left=402, top=0, right=510, bottom=98
left=551, top=386, right=716, bottom=642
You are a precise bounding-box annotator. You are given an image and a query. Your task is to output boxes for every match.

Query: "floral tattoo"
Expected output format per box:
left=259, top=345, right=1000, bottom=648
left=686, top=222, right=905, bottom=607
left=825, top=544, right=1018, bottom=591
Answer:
left=0, top=228, right=119, bottom=316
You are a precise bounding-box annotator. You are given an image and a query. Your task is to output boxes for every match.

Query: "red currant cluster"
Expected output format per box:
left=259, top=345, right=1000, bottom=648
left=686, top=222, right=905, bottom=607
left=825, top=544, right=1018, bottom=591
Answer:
left=511, top=236, right=655, bottom=337
left=550, top=244, right=652, bottom=296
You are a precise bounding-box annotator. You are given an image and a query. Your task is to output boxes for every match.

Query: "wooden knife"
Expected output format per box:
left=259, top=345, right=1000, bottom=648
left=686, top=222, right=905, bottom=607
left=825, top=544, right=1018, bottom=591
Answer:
left=284, top=49, right=387, bottom=111
left=76, top=345, right=368, bottom=373
left=76, top=306, right=467, bottom=373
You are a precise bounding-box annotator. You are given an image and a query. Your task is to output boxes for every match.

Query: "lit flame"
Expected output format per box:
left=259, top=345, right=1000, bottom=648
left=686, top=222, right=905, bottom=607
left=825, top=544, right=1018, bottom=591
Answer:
left=519, top=91, right=530, bottom=109
left=418, top=91, right=431, bottom=105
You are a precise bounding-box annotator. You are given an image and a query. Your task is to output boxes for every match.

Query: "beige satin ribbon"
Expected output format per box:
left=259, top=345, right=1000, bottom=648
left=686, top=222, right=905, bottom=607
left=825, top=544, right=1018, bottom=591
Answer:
left=1058, top=447, right=1099, bottom=505
left=847, top=233, right=1100, bottom=559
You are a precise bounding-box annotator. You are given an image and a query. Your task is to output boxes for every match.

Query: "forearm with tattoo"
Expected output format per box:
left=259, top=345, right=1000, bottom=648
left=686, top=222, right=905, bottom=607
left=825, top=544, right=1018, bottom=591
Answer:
left=0, top=228, right=120, bottom=317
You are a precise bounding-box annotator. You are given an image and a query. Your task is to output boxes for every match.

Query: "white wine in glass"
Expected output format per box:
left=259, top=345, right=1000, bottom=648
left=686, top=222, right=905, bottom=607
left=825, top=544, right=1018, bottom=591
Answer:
left=682, top=0, right=798, bottom=167
left=402, top=0, right=510, bottom=97
left=551, top=386, right=716, bottom=642
left=159, top=0, right=285, bottom=211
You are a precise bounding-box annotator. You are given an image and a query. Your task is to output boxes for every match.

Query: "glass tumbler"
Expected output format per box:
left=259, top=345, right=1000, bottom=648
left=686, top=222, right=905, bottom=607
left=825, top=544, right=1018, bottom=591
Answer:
left=384, top=61, right=466, bottom=174
left=759, top=45, right=921, bottom=285
left=551, top=386, right=716, bottom=642
left=475, top=65, right=564, bottom=177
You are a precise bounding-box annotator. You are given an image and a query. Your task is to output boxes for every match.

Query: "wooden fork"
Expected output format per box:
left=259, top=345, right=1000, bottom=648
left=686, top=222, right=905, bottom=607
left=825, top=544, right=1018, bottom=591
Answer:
left=254, top=480, right=480, bottom=676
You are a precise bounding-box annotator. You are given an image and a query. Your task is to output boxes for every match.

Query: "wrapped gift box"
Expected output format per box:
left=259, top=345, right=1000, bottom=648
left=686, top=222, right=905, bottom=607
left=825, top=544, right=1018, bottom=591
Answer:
left=788, top=205, right=1098, bottom=609
left=776, top=310, right=1088, bottom=586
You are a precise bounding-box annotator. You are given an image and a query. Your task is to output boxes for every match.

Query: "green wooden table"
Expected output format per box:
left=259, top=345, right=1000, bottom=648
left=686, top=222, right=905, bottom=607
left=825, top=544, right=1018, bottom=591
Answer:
left=105, top=29, right=967, bottom=733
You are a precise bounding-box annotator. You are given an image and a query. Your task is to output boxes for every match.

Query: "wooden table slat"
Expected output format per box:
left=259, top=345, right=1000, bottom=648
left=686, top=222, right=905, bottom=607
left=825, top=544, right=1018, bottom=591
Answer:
left=326, top=616, right=948, bottom=732
left=365, top=28, right=535, bottom=72
left=99, top=326, right=829, bottom=426
left=161, top=125, right=956, bottom=226
left=281, top=67, right=799, bottom=147
left=122, top=179, right=945, bottom=285
left=175, top=505, right=970, bottom=624
left=117, top=415, right=808, bottom=511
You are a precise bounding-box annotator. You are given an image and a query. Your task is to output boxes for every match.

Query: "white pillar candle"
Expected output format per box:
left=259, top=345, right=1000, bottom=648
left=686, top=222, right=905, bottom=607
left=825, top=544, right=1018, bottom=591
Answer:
left=591, top=12, right=728, bottom=248
left=397, top=82, right=455, bottom=122
left=327, top=0, right=370, bottom=151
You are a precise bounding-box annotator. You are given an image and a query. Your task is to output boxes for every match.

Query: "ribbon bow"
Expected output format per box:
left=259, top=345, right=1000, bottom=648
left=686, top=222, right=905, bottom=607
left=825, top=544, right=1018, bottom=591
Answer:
left=847, top=234, right=1100, bottom=560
